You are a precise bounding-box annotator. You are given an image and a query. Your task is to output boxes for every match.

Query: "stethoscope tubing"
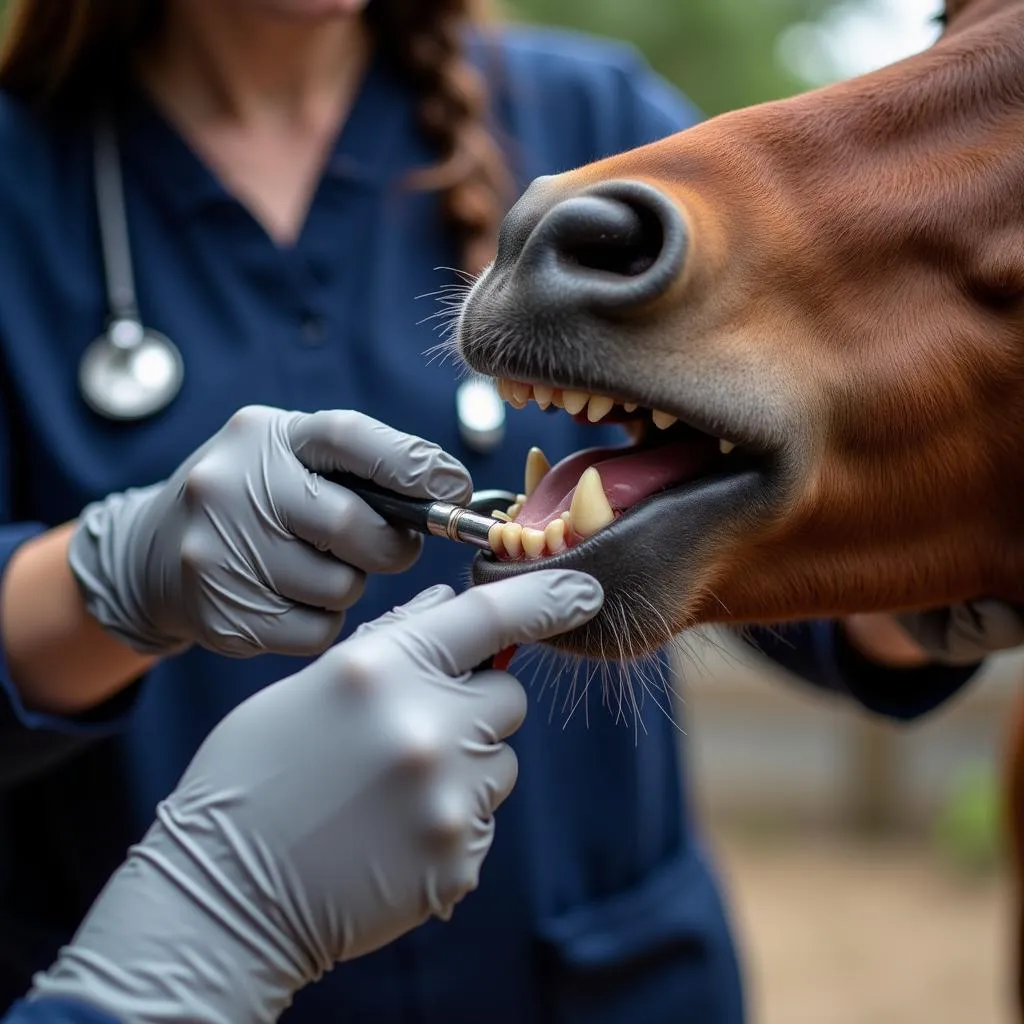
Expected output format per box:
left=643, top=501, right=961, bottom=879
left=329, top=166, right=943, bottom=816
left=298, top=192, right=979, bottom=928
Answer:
left=93, top=111, right=141, bottom=325
left=79, top=111, right=185, bottom=421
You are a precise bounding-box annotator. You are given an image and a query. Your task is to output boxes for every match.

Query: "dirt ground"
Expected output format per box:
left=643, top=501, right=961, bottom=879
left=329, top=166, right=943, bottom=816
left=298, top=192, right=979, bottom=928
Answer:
left=707, top=825, right=1014, bottom=1024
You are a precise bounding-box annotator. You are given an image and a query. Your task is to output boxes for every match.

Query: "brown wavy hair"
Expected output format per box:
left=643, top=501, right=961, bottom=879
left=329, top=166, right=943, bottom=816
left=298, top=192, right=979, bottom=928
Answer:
left=0, top=0, right=513, bottom=274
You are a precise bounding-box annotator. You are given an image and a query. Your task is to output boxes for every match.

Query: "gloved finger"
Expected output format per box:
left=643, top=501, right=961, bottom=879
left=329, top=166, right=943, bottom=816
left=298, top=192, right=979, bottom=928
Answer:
left=463, top=669, right=529, bottom=743
left=897, top=599, right=1024, bottom=665
left=384, top=570, right=604, bottom=676
left=351, top=585, right=457, bottom=640
left=287, top=410, right=473, bottom=504
left=420, top=761, right=513, bottom=861
left=950, top=599, right=1024, bottom=652
left=473, top=740, right=520, bottom=814
left=213, top=606, right=347, bottom=659
left=433, top=817, right=496, bottom=918
left=269, top=544, right=367, bottom=612
left=283, top=479, right=424, bottom=574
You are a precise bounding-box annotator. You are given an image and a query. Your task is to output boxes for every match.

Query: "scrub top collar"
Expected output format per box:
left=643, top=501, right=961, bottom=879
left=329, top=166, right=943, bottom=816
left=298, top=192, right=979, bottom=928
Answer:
left=112, top=46, right=418, bottom=224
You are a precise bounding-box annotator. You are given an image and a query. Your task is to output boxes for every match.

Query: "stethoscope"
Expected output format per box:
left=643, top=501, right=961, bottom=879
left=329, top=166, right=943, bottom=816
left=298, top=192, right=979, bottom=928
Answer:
left=77, top=113, right=507, bottom=453
left=78, top=112, right=185, bottom=422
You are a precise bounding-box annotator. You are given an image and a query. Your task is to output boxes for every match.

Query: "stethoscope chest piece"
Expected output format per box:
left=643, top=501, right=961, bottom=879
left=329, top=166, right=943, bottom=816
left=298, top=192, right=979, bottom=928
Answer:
left=455, top=375, right=506, bottom=455
left=80, top=111, right=185, bottom=422
left=79, top=317, right=184, bottom=421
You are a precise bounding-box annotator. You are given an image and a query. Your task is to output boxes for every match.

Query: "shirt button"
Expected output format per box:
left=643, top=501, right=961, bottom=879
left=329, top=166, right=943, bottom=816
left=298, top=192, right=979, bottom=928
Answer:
left=300, top=313, right=327, bottom=346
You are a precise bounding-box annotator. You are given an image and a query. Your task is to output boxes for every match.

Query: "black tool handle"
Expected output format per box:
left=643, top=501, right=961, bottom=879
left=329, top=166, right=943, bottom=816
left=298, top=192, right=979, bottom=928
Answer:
left=325, top=471, right=434, bottom=533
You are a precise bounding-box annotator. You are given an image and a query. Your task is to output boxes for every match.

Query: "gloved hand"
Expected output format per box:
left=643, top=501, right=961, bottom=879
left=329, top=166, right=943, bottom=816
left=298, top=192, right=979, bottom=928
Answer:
left=68, top=405, right=473, bottom=658
left=894, top=598, right=1024, bottom=666
left=28, top=569, right=604, bottom=1024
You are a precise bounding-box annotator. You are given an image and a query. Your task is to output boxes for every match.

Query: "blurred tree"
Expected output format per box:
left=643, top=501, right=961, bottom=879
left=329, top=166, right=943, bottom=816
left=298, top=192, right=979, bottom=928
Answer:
left=504, top=0, right=836, bottom=115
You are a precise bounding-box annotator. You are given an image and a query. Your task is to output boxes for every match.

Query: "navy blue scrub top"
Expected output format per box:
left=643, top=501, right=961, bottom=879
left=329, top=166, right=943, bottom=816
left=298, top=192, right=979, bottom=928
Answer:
left=4, top=1000, right=120, bottom=1024
left=0, top=26, right=979, bottom=1024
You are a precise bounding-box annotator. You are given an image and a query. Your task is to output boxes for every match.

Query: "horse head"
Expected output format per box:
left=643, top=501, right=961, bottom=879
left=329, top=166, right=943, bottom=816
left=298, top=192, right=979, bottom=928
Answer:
left=457, top=0, right=1024, bottom=659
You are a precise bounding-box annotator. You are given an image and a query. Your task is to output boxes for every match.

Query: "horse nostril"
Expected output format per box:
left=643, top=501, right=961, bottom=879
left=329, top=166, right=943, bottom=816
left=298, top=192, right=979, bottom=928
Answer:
left=519, top=180, right=687, bottom=314
left=552, top=196, right=661, bottom=276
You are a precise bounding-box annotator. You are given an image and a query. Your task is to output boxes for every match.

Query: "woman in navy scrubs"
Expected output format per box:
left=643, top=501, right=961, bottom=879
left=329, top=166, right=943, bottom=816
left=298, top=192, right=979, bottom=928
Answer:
left=0, top=1, right=987, bottom=1021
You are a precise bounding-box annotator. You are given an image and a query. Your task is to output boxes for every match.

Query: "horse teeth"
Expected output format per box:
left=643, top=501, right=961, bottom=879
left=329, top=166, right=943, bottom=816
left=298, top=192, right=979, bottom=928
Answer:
left=488, top=522, right=504, bottom=554
left=569, top=467, right=615, bottom=538
left=502, top=522, right=523, bottom=558
left=562, top=390, right=589, bottom=415
left=544, top=517, right=566, bottom=553
left=521, top=527, right=547, bottom=558
left=491, top=495, right=620, bottom=561
left=652, top=409, right=677, bottom=430
left=524, top=447, right=550, bottom=496
left=719, top=439, right=736, bottom=454
left=586, top=395, right=615, bottom=422
left=493, top=378, right=632, bottom=427
left=495, top=378, right=531, bottom=408
left=490, top=520, right=553, bottom=560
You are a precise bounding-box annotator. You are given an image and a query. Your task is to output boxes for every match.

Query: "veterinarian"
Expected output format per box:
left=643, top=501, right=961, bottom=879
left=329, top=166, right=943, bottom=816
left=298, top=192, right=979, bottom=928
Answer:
left=0, top=1, right=1008, bottom=1021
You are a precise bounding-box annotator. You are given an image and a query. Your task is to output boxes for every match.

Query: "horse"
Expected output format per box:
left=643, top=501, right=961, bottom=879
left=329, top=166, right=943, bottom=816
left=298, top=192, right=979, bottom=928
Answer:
left=454, top=0, right=1024, bottom=1009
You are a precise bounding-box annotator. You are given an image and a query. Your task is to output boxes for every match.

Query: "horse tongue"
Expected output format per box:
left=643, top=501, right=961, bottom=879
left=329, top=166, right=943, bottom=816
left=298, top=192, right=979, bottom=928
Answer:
left=515, top=440, right=721, bottom=531
left=517, top=447, right=620, bottom=527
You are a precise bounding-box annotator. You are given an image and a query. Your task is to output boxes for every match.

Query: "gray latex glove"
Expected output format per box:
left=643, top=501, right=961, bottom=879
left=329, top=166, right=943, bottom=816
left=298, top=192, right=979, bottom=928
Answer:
left=68, top=405, right=472, bottom=658
left=895, top=598, right=1024, bottom=666
left=28, top=570, right=603, bottom=1024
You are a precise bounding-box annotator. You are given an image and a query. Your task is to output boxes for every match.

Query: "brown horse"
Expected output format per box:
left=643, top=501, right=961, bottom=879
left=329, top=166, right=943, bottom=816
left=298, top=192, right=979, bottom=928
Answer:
left=454, top=0, right=1024, bottom=1007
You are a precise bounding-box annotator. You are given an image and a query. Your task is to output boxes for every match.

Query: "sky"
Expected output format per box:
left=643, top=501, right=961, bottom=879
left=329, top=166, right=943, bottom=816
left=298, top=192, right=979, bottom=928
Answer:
left=776, top=0, right=944, bottom=86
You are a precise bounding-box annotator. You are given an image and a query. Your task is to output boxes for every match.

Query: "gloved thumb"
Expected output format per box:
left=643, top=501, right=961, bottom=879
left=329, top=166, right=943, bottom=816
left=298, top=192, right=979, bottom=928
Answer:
left=381, top=570, right=604, bottom=675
